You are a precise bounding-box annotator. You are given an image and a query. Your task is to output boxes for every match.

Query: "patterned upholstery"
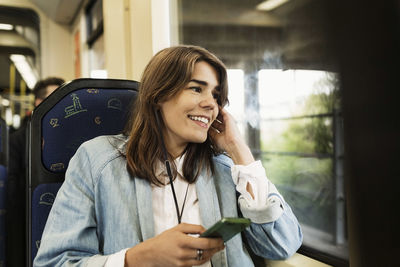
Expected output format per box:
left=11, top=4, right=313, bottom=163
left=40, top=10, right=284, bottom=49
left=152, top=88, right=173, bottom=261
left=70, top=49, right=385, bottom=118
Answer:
left=41, top=88, right=135, bottom=173
left=28, top=78, right=138, bottom=265
left=31, top=182, right=61, bottom=260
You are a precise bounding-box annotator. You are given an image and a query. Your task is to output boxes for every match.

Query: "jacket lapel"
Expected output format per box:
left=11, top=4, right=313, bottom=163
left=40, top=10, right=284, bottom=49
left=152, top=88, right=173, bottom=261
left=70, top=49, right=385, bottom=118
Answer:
left=134, top=177, right=155, bottom=240
left=196, top=171, right=227, bottom=267
left=196, top=172, right=222, bottom=227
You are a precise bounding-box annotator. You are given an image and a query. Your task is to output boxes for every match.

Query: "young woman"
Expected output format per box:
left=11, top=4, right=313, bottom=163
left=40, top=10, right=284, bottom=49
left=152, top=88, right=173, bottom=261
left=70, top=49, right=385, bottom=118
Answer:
left=34, top=45, right=302, bottom=267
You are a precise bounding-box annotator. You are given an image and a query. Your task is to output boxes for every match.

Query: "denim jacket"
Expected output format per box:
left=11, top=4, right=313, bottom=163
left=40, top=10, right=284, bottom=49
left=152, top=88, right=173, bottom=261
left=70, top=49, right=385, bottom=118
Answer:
left=34, top=135, right=302, bottom=267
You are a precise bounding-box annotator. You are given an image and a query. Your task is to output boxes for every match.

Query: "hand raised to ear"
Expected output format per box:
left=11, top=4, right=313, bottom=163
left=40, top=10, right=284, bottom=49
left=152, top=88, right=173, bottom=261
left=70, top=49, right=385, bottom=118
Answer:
left=209, top=108, right=254, bottom=166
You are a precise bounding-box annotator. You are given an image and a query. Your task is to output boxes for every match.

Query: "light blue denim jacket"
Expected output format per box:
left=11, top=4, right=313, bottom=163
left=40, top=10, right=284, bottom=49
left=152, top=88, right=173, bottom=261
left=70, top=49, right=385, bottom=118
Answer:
left=34, top=135, right=302, bottom=267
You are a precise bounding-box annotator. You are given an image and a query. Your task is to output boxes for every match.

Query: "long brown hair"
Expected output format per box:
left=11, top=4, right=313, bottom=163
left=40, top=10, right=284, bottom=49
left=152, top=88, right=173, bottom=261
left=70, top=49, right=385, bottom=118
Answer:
left=124, top=45, right=229, bottom=185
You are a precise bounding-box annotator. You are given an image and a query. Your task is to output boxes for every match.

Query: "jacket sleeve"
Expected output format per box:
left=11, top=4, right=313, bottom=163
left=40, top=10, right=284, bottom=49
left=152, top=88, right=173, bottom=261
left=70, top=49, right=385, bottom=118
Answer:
left=33, top=143, right=112, bottom=267
left=242, top=202, right=303, bottom=260
left=232, top=160, right=303, bottom=260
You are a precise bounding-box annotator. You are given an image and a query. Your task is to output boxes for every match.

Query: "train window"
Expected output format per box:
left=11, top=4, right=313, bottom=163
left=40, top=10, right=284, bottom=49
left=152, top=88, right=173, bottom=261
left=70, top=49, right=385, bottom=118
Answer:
left=86, top=0, right=103, bottom=47
left=225, top=69, right=245, bottom=135
left=176, top=0, right=348, bottom=265
left=85, top=0, right=106, bottom=78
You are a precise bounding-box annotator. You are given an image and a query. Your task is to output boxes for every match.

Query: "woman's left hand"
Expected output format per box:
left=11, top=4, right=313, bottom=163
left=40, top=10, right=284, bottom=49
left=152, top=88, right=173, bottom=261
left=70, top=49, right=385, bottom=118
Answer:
left=209, top=108, right=254, bottom=166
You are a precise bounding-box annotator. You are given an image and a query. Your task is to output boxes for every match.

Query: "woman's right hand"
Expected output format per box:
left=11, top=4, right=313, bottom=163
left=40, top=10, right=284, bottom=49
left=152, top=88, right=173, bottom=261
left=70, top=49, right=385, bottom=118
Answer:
left=124, top=223, right=225, bottom=267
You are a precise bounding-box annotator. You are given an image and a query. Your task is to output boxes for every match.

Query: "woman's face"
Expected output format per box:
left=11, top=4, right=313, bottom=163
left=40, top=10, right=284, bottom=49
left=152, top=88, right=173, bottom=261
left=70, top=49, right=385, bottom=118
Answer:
left=160, top=61, right=220, bottom=157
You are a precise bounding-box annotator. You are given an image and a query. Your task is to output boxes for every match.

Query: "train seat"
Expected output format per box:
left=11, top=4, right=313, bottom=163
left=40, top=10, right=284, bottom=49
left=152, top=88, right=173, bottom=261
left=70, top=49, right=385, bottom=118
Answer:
left=27, top=78, right=138, bottom=266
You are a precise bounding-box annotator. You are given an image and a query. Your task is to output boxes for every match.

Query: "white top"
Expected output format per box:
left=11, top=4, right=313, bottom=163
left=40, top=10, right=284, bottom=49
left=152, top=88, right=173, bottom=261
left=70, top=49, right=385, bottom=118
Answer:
left=104, top=156, right=284, bottom=267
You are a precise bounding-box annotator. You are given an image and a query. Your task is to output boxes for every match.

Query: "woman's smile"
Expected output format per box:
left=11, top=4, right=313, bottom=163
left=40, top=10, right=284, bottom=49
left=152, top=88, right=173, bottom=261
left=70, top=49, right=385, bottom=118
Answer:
left=188, top=115, right=211, bottom=128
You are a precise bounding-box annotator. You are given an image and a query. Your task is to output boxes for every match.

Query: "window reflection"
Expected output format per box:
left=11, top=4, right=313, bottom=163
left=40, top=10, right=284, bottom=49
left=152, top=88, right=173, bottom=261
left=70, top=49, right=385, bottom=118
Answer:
left=226, top=69, right=245, bottom=135
left=177, top=0, right=347, bottom=262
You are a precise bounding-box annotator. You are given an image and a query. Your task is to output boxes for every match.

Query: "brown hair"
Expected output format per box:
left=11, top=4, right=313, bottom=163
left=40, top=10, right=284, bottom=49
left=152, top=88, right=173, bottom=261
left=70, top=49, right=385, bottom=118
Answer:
left=124, top=45, right=229, bottom=185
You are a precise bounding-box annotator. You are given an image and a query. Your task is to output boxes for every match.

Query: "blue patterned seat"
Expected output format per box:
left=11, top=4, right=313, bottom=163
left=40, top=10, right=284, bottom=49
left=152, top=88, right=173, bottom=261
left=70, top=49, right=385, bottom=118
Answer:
left=27, top=78, right=138, bottom=266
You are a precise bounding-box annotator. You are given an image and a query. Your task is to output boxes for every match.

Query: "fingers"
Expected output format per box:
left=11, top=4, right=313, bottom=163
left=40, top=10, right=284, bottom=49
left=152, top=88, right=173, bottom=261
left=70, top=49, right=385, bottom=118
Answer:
left=173, top=223, right=225, bottom=252
left=193, top=235, right=224, bottom=250
left=211, top=119, right=224, bottom=133
left=128, top=224, right=224, bottom=267
left=178, top=244, right=225, bottom=266
left=213, top=108, right=237, bottom=130
left=211, top=111, right=226, bottom=135
left=165, top=225, right=225, bottom=266
left=217, top=107, right=232, bottom=121
left=175, top=223, right=206, bottom=235
left=181, top=245, right=224, bottom=260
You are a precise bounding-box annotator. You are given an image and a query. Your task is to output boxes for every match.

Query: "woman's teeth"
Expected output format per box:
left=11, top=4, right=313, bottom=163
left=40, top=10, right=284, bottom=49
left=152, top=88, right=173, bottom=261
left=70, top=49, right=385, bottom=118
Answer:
left=189, top=116, right=209, bottom=124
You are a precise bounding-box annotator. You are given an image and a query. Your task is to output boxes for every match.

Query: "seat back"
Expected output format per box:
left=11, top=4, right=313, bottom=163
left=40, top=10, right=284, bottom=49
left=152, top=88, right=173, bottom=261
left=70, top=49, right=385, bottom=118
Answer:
left=0, top=118, right=8, bottom=267
left=27, top=78, right=138, bottom=266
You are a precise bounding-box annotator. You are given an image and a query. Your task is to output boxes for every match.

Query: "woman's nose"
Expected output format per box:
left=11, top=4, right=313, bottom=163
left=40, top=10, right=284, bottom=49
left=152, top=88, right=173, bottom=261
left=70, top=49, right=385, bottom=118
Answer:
left=200, top=92, right=217, bottom=108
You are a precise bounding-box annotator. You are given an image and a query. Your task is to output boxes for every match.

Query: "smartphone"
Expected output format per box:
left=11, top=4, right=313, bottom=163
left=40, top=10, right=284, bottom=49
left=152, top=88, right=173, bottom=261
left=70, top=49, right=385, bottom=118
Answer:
left=200, top=217, right=251, bottom=242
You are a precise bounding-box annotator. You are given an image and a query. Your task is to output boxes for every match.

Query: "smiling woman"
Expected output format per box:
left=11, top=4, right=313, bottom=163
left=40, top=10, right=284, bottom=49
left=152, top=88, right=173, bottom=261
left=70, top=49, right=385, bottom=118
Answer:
left=33, top=45, right=303, bottom=267
left=159, top=61, right=220, bottom=157
left=125, top=45, right=230, bottom=185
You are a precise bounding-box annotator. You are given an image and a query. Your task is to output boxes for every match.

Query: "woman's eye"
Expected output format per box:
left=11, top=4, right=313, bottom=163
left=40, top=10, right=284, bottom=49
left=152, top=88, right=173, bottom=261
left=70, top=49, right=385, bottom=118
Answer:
left=190, top=87, right=202, bottom=93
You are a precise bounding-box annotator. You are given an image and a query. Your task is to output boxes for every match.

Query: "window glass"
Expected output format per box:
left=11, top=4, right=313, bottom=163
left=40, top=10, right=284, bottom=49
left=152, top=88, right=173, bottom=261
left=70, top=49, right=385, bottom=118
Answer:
left=226, top=69, right=245, bottom=135
left=87, top=0, right=103, bottom=37
left=85, top=0, right=106, bottom=77
left=86, top=0, right=104, bottom=48
left=89, top=34, right=106, bottom=77
left=177, top=0, right=347, bottom=262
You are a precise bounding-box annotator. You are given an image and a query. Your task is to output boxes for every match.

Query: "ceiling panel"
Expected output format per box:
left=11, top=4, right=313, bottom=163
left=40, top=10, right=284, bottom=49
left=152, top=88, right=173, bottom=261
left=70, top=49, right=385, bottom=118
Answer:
left=30, top=0, right=84, bottom=25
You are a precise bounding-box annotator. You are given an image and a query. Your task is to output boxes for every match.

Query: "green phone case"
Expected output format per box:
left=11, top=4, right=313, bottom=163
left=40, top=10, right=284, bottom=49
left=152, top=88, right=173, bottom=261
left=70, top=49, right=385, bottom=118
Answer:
left=200, top=217, right=251, bottom=242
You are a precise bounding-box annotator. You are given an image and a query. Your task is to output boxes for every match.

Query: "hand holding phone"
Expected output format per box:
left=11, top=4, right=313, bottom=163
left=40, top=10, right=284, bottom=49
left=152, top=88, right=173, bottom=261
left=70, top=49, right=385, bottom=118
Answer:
left=200, top=217, right=251, bottom=242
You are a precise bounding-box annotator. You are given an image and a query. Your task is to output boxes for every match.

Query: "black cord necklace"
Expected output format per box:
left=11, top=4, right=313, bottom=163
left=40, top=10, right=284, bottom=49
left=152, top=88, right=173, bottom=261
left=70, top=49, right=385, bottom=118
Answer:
left=156, top=109, right=189, bottom=224
left=166, top=161, right=190, bottom=224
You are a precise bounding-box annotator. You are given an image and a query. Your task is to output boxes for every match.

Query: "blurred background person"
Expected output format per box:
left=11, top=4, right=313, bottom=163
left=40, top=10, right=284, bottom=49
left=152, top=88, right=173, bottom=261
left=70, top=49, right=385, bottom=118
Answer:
left=6, top=77, right=64, bottom=267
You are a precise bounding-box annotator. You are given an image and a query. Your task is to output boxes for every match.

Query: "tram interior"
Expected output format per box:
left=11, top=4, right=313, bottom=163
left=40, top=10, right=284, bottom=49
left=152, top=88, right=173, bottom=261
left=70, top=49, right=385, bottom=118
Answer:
left=1, top=0, right=399, bottom=267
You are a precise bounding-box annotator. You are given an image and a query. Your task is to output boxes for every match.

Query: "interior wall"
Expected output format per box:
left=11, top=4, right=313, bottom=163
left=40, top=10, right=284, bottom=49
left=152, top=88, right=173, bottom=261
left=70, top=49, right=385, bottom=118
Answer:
left=0, top=0, right=74, bottom=82
left=102, top=0, right=170, bottom=81
left=102, top=0, right=131, bottom=79
left=128, top=0, right=153, bottom=81
left=40, top=17, right=74, bottom=81
left=70, top=6, right=89, bottom=79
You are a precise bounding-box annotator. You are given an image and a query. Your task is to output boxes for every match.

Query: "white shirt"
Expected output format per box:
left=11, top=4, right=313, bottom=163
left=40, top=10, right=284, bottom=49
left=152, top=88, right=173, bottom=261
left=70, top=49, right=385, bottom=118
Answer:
left=105, top=156, right=284, bottom=266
